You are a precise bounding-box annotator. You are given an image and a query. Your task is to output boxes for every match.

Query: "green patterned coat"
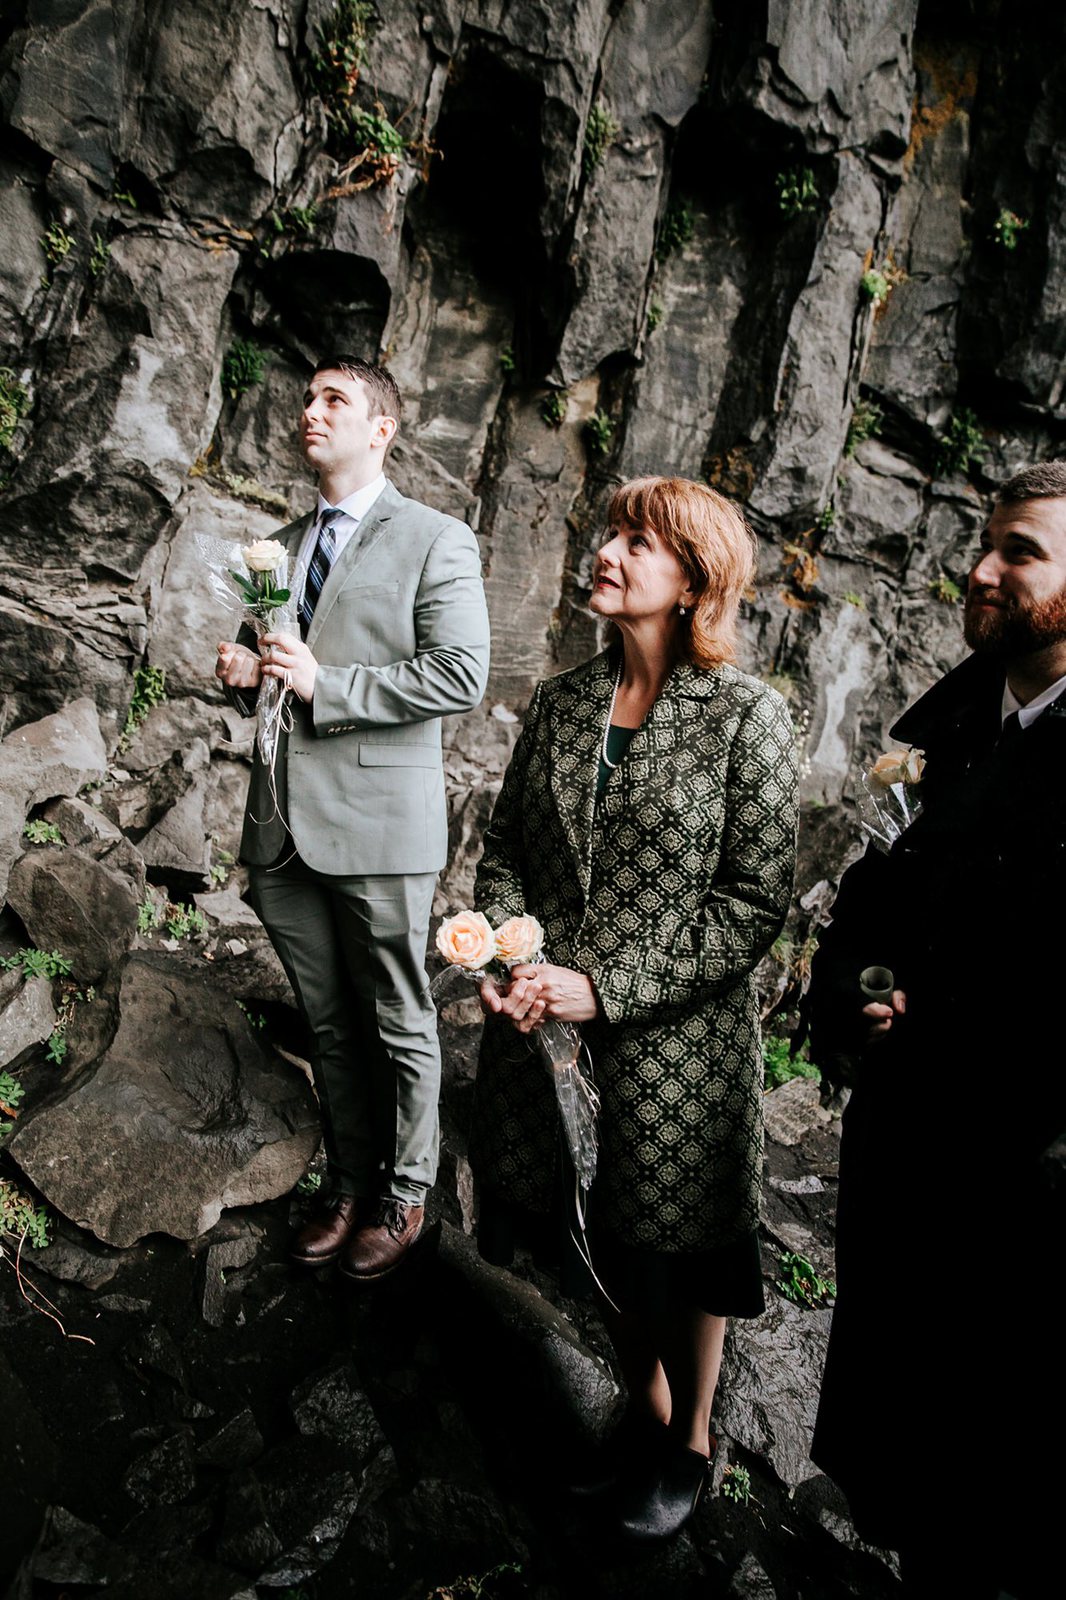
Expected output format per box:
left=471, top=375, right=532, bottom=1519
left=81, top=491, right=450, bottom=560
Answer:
left=470, top=649, right=798, bottom=1253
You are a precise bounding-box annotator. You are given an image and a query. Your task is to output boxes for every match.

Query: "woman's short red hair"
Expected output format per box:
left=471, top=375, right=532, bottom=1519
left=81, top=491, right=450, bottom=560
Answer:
left=606, top=476, right=756, bottom=669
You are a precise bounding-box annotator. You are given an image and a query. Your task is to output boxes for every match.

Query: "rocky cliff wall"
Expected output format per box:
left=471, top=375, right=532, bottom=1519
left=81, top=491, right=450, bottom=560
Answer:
left=2, top=5, right=1064, bottom=1589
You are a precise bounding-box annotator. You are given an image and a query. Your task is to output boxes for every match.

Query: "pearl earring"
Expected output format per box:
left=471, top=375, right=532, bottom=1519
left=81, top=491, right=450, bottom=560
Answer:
left=679, top=603, right=687, bottom=616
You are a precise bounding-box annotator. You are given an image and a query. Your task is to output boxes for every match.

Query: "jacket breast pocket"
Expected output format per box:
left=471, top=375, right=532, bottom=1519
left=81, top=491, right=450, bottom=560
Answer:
left=337, top=582, right=401, bottom=600
left=358, top=745, right=437, bottom=767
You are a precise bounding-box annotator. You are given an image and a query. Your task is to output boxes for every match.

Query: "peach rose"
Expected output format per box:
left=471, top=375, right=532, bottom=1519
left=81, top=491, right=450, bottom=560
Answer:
left=435, top=910, right=497, bottom=970
left=869, top=746, right=925, bottom=786
left=494, top=914, right=544, bottom=964
left=242, top=538, right=287, bottom=573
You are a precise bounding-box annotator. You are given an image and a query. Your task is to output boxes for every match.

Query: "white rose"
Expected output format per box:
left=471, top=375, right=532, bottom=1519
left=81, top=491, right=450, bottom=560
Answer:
left=242, top=538, right=286, bottom=574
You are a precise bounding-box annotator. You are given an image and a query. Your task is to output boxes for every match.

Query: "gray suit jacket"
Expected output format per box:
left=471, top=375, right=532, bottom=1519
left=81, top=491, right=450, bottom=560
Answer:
left=235, top=480, right=490, bottom=875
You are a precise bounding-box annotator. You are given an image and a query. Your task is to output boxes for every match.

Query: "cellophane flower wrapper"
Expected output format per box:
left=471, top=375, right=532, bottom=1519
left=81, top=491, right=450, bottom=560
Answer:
left=195, top=532, right=305, bottom=771
left=430, top=912, right=600, bottom=1191
left=857, top=747, right=925, bottom=854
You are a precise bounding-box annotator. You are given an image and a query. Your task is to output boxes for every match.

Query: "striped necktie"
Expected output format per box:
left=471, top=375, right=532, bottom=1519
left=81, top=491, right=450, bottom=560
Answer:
left=299, top=507, right=343, bottom=634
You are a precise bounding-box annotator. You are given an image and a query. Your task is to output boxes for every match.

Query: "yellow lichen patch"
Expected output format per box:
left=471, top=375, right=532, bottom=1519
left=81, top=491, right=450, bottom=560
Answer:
left=706, top=444, right=756, bottom=502
left=905, top=41, right=978, bottom=170
left=782, top=541, right=820, bottom=593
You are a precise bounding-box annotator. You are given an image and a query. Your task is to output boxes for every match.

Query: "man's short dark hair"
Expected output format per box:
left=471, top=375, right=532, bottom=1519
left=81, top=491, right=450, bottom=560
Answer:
left=313, top=354, right=402, bottom=426
left=997, top=460, right=1066, bottom=504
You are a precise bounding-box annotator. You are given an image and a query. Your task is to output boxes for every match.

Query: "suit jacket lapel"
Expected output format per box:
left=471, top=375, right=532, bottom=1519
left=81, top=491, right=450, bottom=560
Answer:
left=305, top=483, right=400, bottom=652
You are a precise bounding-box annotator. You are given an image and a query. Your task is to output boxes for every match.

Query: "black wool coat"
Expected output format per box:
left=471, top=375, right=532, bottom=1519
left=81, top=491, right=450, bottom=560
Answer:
left=808, top=652, right=1066, bottom=1579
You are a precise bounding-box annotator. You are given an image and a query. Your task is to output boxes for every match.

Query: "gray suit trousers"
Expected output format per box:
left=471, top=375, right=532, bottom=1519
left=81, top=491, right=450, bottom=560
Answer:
left=248, top=856, right=439, bottom=1203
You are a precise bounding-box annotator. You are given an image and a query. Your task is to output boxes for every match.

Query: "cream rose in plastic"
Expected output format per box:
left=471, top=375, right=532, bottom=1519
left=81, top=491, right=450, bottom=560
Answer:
left=494, top=914, right=544, bottom=964
left=869, top=746, right=925, bottom=786
left=242, top=538, right=287, bottom=573
left=436, top=910, right=497, bottom=970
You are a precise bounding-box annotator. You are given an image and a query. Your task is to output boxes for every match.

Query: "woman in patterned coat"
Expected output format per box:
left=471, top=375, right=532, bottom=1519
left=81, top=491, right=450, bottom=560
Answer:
left=469, top=476, right=797, bottom=1541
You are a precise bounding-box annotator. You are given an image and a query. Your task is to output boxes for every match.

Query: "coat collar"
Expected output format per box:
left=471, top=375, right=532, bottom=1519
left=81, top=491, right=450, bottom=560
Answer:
left=892, top=649, right=1066, bottom=755
left=548, top=649, right=727, bottom=900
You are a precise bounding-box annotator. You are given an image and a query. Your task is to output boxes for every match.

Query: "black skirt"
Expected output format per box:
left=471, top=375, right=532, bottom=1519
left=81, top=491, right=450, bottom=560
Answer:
left=476, top=1179, right=765, bottom=1320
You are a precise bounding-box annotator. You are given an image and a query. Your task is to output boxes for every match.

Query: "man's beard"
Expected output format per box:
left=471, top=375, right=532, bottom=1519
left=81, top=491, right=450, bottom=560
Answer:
left=964, top=584, right=1066, bottom=658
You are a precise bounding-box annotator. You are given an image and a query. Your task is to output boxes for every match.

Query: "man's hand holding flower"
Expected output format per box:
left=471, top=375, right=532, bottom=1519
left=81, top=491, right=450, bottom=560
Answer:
left=260, top=631, right=318, bottom=702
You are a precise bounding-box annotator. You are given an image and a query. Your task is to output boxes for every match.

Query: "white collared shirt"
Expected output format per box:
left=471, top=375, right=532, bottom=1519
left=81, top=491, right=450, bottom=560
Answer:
left=1001, top=671, right=1066, bottom=728
left=295, top=474, right=388, bottom=601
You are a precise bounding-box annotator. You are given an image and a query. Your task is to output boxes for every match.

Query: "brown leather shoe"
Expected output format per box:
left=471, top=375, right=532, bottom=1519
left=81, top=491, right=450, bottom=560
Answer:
left=289, top=1194, right=364, bottom=1267
left=340, top=1197, right=425, bottom=1281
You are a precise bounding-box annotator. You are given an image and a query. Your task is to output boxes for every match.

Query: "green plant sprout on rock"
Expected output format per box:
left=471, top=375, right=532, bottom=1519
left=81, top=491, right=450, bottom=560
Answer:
left=540, top=391, right=567, bottom=428
left=776, top=1250, right=836, bottom=1308
left=208, top=845, right=234, bottom=888
left=0, top=1177, right=50, bottom=1249
left=349, top=106, right=405, bottom=159
left=655, top=199, right=694, bottom=262
left=815, top=503, right=835, bottom=535
left=0, top=1070, right=25, bottom=1136
left=276, top=205, right=318, bottom=238
left=237, top=1001, right=266, bottom=1030
left=930, top=571, right=962, bottom=605
left=89, top=234, right=111, bottom=278
left=312, top=0, right=376, bottom=125
left=842, top=590, right=866, bottom=609
left=23, top=819, right=64, bottom=845
left=584, top=408, right=615, bottom=457
left=993, top=208, right=1029, bottom=250
left=936, top=408, right=986, bottom=477
left=845, top=399, right=883, bottom=457
left=583, top=102, right=620, bottom=179
left=221, top=339, right=266, bottom=401
left=720, top=1463, right=753, bottom=1505
left=46, top=982, right=97, bottom=1067
left=0, top=1071, right=24, bottom=1112
left=646, top=299, right=663, bottom=332
left=499, top=345, right=516, bottom=375
left=0, top=948, right=73, bottom=981
left=42, top=223, right=74, bottom=267
left=119, top=663, right=166, bottom=752
left=0, top=368, right=30, bottom=450
left=137, top=896, right=163, bottom=934
left=861, top=269, right=891, bottom=307
left=776, top=166, right=818, bottom=218
left=763, top=1034, right=821, bottom=1091
left=296, top=1170, right=323, bottom=1198
left=164, top=904, right=208, bottom=942
left=425, top=1563, right=524, bottom=1600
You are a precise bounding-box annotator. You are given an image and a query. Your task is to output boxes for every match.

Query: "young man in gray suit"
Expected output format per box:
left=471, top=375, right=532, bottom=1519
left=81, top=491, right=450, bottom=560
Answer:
left=215, top=356, right=490, bottom=1279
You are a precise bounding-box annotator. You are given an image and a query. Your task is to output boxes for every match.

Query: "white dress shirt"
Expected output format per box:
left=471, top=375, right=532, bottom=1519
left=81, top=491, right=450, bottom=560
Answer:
left=295, top=474, right=388, bottom=608
left=1001, top=671, right=1066, bottom=728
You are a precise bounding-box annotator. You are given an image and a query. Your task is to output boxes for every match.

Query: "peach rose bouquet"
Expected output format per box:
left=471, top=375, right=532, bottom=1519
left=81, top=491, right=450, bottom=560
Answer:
left=858, top=742, right=925, bottom=853
left=431, top=906, right=599, bottom=1191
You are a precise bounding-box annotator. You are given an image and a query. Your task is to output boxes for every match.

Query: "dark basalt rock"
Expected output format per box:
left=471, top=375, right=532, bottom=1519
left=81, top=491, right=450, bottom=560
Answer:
left=7, top=951, right=319, bottom=1246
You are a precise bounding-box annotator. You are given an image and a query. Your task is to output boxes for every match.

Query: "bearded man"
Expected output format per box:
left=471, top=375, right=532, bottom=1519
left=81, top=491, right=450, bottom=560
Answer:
left=807, top=462, right=1066, bottom=1597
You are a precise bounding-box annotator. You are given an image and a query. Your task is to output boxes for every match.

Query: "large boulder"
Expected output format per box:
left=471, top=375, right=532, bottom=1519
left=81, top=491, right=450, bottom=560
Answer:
left=717, top=1294, right=832, bottom=1488
left=6, top=846, right=141, bottom=983
left=7, top=951, right=319, bottom=1247
left=0, top=968, right=56, bottom=1072
left=0, top=699, right=108, bottom=901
